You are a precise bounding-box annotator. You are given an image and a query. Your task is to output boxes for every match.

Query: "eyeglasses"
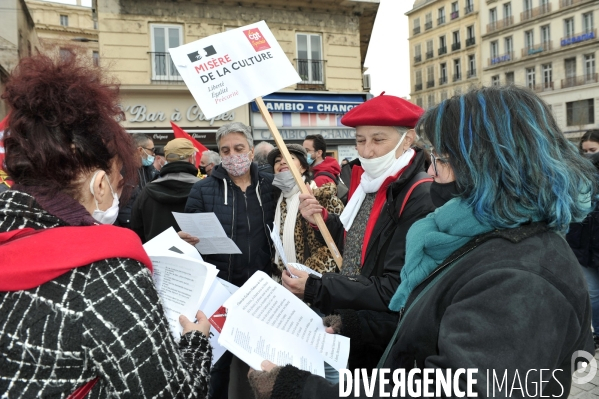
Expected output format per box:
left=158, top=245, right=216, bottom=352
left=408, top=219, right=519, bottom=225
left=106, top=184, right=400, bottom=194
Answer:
left=430, top=152, right=448, bottom=176
left=141, top=147, right=156, bottom=155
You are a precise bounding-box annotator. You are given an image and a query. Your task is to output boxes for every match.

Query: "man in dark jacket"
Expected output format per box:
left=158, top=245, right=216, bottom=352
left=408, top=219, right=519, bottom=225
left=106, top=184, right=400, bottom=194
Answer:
left=117, top=134, right=157, bottom=229
left=284, top=95, right=434, bottom=315
left=131, top=138, right=200, bottom=243
left=183, top=122, right=275, bottom=399
left=303, top=134, right=341, bottom=187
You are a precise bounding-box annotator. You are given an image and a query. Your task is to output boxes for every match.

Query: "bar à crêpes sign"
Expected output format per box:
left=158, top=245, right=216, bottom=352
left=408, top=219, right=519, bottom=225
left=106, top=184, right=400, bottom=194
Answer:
left=120, top=104, right=235, bottom=125
left=168, top=20, right=300, bottom=119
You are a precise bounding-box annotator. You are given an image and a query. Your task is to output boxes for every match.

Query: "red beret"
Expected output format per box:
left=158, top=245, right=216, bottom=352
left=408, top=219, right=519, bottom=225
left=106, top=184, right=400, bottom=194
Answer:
left=341, top=93, right=424, bottom=128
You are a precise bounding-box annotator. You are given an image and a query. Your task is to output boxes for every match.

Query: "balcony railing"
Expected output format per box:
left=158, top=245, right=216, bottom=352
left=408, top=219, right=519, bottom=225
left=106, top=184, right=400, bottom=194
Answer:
left=414, top=54, right=422, bottom=63
left=451, top=11, right=459, bottom=20
left=413, top=26, right=421, bottom=35
left=149, top=52, right=184, bottom=84
left=488, top=52, right=514, bottom=66
left=464, top=4, right=474, bottom=14
left=466, top=37, right=476, bottom=46
left=467, top=69, right=477, bottom=78
left=296, top=59, right=326, bottom=89
left=426, top=50, right=434, bottom=59
left=453, top=73, right=462, bottom=82
left=561, top=29, right=597, bottom=47
left=487, top=16, right=514, bottom=33
left=415, top=83, right=423, bottom=91
left=438, top=16, right=446, bottom=25
left=427, top=80, right=435, bottom=88
left=438, top=46, right=447, bottom=55
left=452, top=42, right=461, bottom=51
left=521, top=3, right=551, bottom=22
left=561, top=73, right=598, bottom=88
left=425, top=21, right=433, bottom=30
left=560, top=0, right=593, bottom=8
left=439, top=76, right=448, bottom=85
left=533, top=81, right=554, bottom=92
left=521, top=41, right=552, bottom=57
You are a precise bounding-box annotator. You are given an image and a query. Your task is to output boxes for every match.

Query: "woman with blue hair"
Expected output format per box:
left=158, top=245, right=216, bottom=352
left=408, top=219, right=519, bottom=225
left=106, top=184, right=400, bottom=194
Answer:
left=247, top=85, right=597, bottom=399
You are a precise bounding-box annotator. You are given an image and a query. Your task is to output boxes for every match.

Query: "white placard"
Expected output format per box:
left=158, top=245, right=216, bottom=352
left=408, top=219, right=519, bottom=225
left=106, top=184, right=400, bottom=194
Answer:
left=169, top=21, right=301, bottom=119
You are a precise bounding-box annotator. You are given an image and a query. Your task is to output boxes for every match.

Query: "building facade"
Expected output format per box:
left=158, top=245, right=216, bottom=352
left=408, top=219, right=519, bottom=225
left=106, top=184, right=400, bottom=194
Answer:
left=407, top=0, right=482, bottom=109
left=93, top=0, right=378, bottom=156
left=480, top=0, right=598, bottom=138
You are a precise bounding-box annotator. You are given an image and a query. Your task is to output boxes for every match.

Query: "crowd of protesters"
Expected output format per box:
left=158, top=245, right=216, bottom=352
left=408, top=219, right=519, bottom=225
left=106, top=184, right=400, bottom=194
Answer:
left=1, top=52, right=598, bottom=399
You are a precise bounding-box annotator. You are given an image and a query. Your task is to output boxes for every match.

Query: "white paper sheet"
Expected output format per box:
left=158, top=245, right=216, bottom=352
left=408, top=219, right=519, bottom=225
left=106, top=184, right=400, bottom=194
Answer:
left=287, top=262, right=322, bottom=278
left=223, top=271, right=350, bottom=371
left=143, top=227, right=204, bottom=262
left=219, top=307, right=325, bottom=377
left=172, top=212, right=242, bottom=254
left=268, top=225, right=322, bottom=279
left=149, top=250, right=218, bottom=340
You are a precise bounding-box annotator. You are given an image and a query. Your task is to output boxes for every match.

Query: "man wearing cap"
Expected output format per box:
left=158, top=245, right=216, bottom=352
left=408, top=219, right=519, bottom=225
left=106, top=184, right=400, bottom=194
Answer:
left=130, top=138, right=200, bottom=243
left=283, top=94, right=435, bottom=367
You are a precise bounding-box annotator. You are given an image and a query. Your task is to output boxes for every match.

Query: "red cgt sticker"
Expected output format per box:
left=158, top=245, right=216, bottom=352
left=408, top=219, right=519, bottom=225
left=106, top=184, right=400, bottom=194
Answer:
left=243, top=28, right=271, bottom=52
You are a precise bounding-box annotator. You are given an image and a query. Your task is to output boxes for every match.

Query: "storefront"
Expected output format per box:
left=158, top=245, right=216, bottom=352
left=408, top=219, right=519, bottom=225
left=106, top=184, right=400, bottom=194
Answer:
left=119, top=90, right=250, bottom=149
left=249, top=92, right=367, bottom=161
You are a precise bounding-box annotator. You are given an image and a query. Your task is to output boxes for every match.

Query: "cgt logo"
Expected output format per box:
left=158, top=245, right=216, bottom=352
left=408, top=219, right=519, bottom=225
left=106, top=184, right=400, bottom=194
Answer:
left=572, top=350, right=598, bottom=384
left=187, top=45, right=217, bottom=63
left=243, top=28, right=271, bottom=52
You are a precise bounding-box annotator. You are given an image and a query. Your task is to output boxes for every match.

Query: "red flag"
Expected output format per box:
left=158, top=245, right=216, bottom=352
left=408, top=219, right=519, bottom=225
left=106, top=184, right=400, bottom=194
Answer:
left=170, top=121, right=208, bottom=167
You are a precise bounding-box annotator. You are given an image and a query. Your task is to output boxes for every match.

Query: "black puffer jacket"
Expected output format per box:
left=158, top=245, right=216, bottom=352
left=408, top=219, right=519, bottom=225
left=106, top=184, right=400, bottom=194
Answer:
left=185, top=163, right=275, bottom=286
left=271, top=223, right=594, bottom=399
left=304, top=147, right=435, bottom=314
left=117, top=165, right=157, bottom=228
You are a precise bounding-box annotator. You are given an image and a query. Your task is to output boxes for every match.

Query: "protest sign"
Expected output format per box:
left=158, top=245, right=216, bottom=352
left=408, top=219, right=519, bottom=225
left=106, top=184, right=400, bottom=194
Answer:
left=169, top=21, right=343, bottom=268
left=168, top=21, right=300, bottom=119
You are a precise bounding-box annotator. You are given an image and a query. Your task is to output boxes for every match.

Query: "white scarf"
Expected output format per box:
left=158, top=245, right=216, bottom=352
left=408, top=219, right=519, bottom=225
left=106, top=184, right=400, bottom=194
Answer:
left=340, top=148, right=415, bottom=231
left=274, top=180, right=317, bottom=265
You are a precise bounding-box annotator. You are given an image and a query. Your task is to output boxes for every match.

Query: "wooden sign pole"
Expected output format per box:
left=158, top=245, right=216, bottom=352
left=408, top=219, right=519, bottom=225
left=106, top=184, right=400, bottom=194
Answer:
left=254, top=96, right=343, bottom=269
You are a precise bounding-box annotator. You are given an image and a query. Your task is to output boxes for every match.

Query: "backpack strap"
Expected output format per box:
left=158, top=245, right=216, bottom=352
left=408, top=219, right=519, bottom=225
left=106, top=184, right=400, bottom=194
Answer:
left=396, top=172, right=434, bottom=219
left=313, top=171, right=339, bottom=184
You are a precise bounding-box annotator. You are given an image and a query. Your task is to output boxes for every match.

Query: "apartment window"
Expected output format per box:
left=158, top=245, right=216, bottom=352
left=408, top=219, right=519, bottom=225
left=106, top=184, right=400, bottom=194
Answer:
left=466, top=25, right=475, bottom=46
left=503, top=2, right=512, bottom=18
left=465, top=0, right=474, bottom=14
left=585, top=54, right=596, bottom=78
left=438, top=7, right=446, bottom=25
left=504, top=37, right=513, bottom=55
left=93, top=20, right=98, bottom=30
left=492, top=75, right=500, bottom=86
left=542, top=63, right=552, bottom=88
left=565, top=57, right=577, bottom=79
left=439, top=36, right=447, bottom=55
left=297, top=33, right=324, bottom=84
left=415, top=70, right=423, bottom=91
left=426, top=40, right=434, bottom=59
left=416, top=97, right=423, bottom=107
left=428, top=94, right=435, bottom=108
left=454, top=59, right=462, bottom=81
left=505, top=72, right=515, bottom=85
left=452, top=31, right=461, bottom=51
left=427, top=65, right=435, bottom=88
left=564, top=18, right=575, bottom=38
left=491, top=41, right=499, bottom=58
left=425, top=13, right=433, bottom=30
left=567, top=99, right=595, bottom=126
left=526, top=67, right=536, bottom=89
left=414, top=18, right=421, bottom=35
left=523, top=0, right=532, bottom=12
left=524, top=30, right=534, bottom=49
left=451, top=1, right=459, bottom=19
left=490, top=8, right=498, bottom=23
left=583, top=12, right=594, bottom=33
left=60, top=15, right=68, bottom=27
left=541, top=25, right=551, bottom=43
left=151, top=24, right=182, bottom=80
left=92, top=51, right=99, bottom=67
left=468, top=54, right=476, bottom=77
left=440, top=62, right=448, bottom=84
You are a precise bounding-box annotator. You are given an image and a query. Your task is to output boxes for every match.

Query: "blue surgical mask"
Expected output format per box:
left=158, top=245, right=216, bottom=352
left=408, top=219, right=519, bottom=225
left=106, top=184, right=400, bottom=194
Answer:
left=142, top=154, right=155, bottom=167
left=306, top=153, right=315, bottom=165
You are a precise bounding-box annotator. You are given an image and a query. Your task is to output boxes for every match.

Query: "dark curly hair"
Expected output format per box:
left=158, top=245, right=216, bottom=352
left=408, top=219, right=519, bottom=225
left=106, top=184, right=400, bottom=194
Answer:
left=1, top=52, right=138, bottom=201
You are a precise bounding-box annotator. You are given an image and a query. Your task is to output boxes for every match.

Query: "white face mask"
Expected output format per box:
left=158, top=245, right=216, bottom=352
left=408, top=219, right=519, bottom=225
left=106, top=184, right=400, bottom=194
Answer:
left=358, top=131, right=408, bottom=179
left=89, top=170, right=119, bottom=225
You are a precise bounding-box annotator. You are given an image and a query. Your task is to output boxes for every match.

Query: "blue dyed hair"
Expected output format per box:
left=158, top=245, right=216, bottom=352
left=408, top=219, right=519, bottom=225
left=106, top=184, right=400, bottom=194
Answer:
left=417, top=85, right=597, bottom=233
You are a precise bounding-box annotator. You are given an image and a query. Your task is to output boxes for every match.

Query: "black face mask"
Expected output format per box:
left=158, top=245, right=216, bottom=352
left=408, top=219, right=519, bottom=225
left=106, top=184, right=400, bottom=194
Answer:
left=430, top=181, right=460, bottom=208
left=199, top=166, right=207, bottom=175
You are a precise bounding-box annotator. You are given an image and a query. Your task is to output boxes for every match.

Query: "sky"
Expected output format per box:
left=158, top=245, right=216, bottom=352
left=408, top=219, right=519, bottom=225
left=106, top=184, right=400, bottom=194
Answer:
left=364, top=0, right=414, bottom=99
left=43, top=0, right=412, bottom=97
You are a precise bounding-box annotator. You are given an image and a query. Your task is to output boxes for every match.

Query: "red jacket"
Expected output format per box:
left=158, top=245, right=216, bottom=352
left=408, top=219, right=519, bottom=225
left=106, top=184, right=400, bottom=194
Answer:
left=312, top=157, right=341, bottom=187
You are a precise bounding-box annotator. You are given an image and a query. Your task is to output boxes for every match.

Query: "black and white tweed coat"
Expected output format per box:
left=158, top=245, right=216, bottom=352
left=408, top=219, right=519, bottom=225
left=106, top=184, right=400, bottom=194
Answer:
left=0, top=190, right=212, bottom=398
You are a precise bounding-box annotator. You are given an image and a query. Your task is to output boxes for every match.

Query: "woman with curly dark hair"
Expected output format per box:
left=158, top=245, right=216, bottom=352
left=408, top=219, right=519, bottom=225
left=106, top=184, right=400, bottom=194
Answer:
left=0, top=53, right=212, bottom=398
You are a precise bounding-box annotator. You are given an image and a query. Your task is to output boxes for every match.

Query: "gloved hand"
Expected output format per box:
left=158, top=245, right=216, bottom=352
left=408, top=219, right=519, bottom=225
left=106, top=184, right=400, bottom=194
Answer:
left=323, top=314, right=342, bottom=334
left=248, top=360, right=280, bottom=399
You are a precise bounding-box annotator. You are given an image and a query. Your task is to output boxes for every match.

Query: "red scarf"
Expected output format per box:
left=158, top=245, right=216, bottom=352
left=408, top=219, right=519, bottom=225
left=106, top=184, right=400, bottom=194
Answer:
left=0, top=225, right=152, bottom=292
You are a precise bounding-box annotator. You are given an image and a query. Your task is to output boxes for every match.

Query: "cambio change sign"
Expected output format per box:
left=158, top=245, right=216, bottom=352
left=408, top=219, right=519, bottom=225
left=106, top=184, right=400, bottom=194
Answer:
left=169, top=21, right=301, bottom=119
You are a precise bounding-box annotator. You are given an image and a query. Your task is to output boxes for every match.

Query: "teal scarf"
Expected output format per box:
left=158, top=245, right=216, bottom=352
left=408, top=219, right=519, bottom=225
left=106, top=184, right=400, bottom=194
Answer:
left=388, top=198, right=493, bottom=311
